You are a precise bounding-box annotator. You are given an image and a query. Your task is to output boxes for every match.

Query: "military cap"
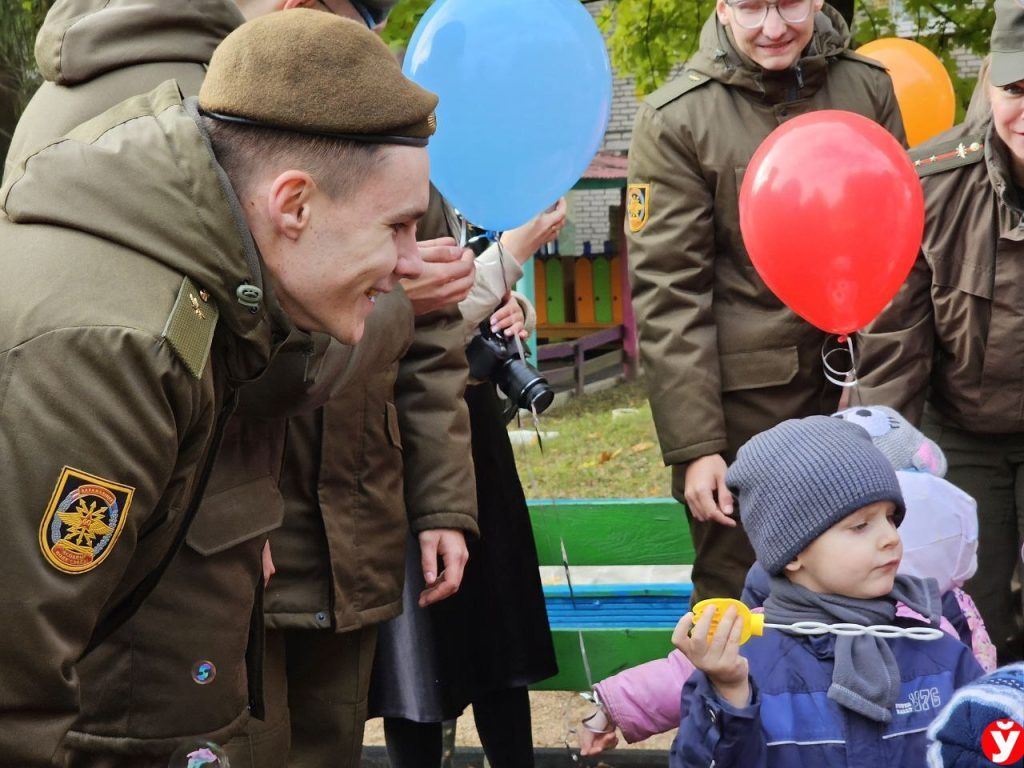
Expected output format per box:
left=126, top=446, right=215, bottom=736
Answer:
left=990, top=0, right=1024, bottom=87
left=198, top=9, right=437, bottom=146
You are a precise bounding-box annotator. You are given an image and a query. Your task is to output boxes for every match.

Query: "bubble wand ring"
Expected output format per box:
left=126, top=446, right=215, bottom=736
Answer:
left=763, top=620, right=945, bottom=641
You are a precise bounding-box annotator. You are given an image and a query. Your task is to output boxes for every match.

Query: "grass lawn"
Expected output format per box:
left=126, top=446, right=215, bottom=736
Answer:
left=510, top=378, right=672, bottom=500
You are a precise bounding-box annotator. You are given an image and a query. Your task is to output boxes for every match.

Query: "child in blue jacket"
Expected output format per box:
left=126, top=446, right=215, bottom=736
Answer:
left=671, top=416, right=983, bottom=768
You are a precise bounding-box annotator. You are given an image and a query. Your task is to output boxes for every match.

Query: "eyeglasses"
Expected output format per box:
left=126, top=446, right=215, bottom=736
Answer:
left=725, top=0, right=814, bottom=29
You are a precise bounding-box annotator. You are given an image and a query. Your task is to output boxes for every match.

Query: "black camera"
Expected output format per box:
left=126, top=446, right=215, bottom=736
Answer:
left=467, top=320, right=555, bottom=418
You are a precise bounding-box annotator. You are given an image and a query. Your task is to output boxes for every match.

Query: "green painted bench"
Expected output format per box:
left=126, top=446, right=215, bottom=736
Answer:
left=526, top=498, right=695, bottom=691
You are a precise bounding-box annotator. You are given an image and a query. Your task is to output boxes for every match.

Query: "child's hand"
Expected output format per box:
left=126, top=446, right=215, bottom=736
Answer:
left=579, top=727, right=619, bottom=756
left=578, top=713, right=619, bottom=756
left=672, top=605, right=750, bottom=708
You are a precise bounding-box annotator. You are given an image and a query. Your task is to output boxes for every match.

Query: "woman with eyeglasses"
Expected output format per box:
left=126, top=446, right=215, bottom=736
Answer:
left=626, top=0, right=905, bottom=611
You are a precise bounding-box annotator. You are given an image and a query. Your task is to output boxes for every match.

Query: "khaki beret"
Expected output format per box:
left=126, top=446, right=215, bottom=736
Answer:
left=198, top=8, right=437, bottom=146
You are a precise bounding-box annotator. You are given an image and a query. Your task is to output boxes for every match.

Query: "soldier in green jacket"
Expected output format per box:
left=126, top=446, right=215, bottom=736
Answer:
left=859, top=0, right=1024, bottom=663
left=0, top=11, right=434, bottom=767
left=6, top=2, right=480, bottom=765
left=627, top=0, right=905, bottom=604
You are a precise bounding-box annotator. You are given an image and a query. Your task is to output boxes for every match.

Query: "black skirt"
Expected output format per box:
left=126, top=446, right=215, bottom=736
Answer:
left=368, top=383, right=558, bottom=722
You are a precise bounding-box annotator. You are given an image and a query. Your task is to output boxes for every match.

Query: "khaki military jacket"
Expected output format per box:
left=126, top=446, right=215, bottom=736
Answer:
left=6, top=0, right=355, bottom=756
left=0, top=82, right=293, bottom=767
left=627, top=7, right=905, bottom=470
left=858, top=118, right=1024, bottom=433
left=266, top=189, right=479, bottom=632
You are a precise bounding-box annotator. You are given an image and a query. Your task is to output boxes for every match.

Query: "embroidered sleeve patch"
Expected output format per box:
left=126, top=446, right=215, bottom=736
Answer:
left=38, top=467, right=135, bottom=575
left=628, top=183, right=650, bottom=233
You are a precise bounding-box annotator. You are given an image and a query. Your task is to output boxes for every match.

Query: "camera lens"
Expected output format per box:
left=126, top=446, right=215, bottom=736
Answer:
left=499, top=359, right=555, bottom=415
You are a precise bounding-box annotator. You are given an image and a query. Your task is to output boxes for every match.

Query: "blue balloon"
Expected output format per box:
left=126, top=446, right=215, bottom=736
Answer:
left=404, top=0, right=612, bottom=231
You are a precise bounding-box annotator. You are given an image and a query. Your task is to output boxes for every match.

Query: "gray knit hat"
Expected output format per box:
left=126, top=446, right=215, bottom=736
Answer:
left=726, top=416, right=906, bottom=575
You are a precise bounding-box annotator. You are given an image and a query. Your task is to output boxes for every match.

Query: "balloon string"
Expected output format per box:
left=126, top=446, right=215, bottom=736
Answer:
left=822, top=334, right=858, bottom=389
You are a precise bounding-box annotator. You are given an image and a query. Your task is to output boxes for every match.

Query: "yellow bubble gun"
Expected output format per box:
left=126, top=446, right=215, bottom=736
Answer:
left=691, top=598, right=765, bottom=645
left=690, top=597, right=946, bottom=645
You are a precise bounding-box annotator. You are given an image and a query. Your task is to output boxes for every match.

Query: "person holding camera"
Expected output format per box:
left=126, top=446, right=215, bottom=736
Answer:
left=369, top=199, right=566, bottom=768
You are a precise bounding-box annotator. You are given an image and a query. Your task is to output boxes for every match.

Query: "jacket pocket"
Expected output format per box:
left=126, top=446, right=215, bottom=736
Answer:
left=931, top=256, right=993, bottom=299
left=385, top=401, right=402, bottom=450
left=185, top=475, right=284, bottom=556
left=720, top=346, right=799, bottom=392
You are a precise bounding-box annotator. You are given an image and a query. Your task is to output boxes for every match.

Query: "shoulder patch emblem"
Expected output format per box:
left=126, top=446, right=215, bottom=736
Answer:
left=39, top=467, right=135, bottom=575
left=628, top=183, right=651, bottom=233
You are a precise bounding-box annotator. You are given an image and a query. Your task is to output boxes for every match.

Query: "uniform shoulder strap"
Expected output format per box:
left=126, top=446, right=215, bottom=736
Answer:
left=644, top=70, right=712, bottom=110
left=162, top=275, right=219, bottom=379
left=838, top=49, right=889, bottom=72
left=911, top=134, right=986, bottom=178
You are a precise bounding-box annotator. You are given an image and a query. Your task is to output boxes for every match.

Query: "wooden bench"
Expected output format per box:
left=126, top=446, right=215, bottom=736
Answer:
left=526, top=498, right=695, bottom=691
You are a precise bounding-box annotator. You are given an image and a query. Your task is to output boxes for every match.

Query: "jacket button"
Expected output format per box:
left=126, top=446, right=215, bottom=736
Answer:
left=316, top=612, right=329, bottom=625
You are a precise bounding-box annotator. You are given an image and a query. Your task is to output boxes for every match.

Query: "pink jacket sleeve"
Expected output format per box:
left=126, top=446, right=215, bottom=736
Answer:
left=593, top=649, right=694, bottom=743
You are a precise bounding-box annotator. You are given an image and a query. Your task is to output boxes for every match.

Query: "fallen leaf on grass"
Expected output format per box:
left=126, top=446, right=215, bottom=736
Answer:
left=597, top=448, right=623, bottom=465
left=630, top=441, right=655, bottom=453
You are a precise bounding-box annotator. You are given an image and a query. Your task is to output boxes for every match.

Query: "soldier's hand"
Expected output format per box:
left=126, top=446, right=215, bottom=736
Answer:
left=684, top=454, right=736, bottom=527
left=402, top=237, right=476, bottom=315
left=672, top=605, right=750, bottom=708
left=417, top=529, right=469, bottom=607
left=262, top=540, right=276, bottom=587
left=499, top=197, right=567, bottom=264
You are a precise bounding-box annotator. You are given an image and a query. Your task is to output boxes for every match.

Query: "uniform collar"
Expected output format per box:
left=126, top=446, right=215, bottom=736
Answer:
left=985, top=120, right=1024, bottom=218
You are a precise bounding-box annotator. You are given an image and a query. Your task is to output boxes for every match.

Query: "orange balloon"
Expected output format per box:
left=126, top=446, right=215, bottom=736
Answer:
left=858, top=37, right=955, bottom=148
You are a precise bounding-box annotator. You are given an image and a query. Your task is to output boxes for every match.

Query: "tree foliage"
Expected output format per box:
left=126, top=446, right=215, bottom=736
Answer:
left=1, top=0, right=52, bottom=117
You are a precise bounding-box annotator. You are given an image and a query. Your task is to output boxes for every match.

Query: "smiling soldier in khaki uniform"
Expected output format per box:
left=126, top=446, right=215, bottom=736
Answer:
left=4, top=0, right=479, bottom=765
left=0, top=11, right=437, bottom=766
left=859, top=0, right=1024, bottom=664
left=627, top=0, right=905, bottom=603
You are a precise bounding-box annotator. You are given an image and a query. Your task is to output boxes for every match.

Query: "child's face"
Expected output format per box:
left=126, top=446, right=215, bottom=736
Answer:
left=785, top=501, right=903, bottom=598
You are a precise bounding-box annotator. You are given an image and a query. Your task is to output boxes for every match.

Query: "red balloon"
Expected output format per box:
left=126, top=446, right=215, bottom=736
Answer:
left=739, top=110, right=924, bottom=335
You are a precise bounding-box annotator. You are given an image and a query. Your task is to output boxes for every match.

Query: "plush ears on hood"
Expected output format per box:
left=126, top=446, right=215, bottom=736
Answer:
left=833, top=405, right=947, bottom=477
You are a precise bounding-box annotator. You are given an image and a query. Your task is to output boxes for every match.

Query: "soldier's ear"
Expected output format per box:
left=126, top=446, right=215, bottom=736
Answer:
left=266, top=171, right=315, bottom=240
left=716, top=0, right=731, bottom=26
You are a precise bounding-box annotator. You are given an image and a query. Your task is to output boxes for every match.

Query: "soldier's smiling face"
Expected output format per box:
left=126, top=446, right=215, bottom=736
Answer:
left=260, top=145, right=428, bottom=344
left=990, top=79, right=1024, bottom=175
left=717, top=0, right=823, bottom=72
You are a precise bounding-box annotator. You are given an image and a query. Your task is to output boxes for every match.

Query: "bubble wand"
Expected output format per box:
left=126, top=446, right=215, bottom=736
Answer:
left=692, top=598, right=946, bottom=645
